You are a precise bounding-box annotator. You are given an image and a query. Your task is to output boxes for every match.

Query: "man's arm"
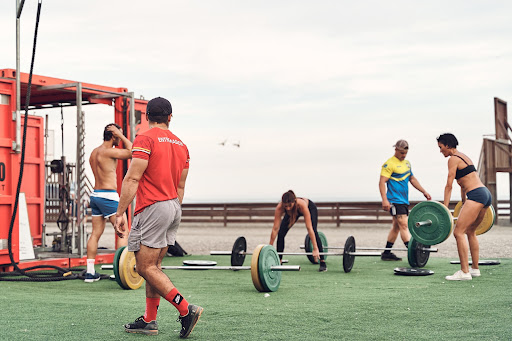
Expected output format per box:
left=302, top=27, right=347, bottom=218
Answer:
left=409, top=175, right=431, bottom=200
left=107, top=125, right=133, bottom=160
left=379, top=176, right=391, bottom=211
left=176, top=169, right=189, bottom=205
left=114, top=158, right=148, bottom=235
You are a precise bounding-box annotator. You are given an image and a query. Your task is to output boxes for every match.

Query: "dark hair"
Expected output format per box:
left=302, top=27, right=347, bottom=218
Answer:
left=282, top=190, right=296, bottom=203
left=103, top=123, right=121, bottom=141
left=437, top=133, right=458, bottom=149
left=148, top=115, right=169, bottom=124
left=282, top=190, right=298, bottom=228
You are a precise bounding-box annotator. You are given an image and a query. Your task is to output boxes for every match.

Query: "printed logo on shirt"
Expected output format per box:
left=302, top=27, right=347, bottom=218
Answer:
left=157, top=137, right=184, bottom=146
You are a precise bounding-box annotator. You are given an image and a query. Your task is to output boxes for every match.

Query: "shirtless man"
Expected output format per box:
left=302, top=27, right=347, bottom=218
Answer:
left=85, top=124, right=132, bottom=282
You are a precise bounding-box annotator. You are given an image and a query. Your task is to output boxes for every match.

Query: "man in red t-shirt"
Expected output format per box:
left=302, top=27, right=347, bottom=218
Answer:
left=114, top=97, right=202, bottom=338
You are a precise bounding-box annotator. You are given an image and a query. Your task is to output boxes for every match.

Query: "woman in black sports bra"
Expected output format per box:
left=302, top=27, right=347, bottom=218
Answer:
left=437, top=133, right=492, bottom=281
left=269, top=190, right=327, bottom=272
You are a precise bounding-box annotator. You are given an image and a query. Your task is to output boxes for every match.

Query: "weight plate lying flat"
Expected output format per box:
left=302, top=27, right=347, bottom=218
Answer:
left=453, top=201, right=495, bottom=236
left=304, top=231, right=328, bottom=264
left=343, top=236, right=356, bottom=273
left=409, top=201, right=453, bottom=245
left=250, top=245, right=265, bottom=292
left=450, top=260, right=500, bottom=265
left=394, top=267, right=434, bottom=276
left=183, top=260, right=217, bottom=266
left=113, top=246, right=126, bottom=289
left=119, top=248, right=145, bottom=290
left=231, top=236, right=247, bottom=266
left=258, top=245, right=282, bottom=292
left=408, top=238, right=430, bottom=268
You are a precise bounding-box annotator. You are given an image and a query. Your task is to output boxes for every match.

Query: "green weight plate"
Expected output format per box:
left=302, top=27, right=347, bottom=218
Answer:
left=343, top=236, right=356, bottom=273
left=258, top=245, right=282, bottom=292
left=393, top=267, right=434, bottom=276
left=407, top=238, right=418, bottom=268
left=231, top=236, right=247, bottom=266
left=113, top=246, right=126, bottom=289
left=305, top=231, right=328, bottom=264
left=409, top=201, right=453, bottom=245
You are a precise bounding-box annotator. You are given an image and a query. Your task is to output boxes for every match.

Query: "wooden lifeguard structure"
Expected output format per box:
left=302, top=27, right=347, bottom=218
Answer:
left=478, top=97, right=511, bottom=222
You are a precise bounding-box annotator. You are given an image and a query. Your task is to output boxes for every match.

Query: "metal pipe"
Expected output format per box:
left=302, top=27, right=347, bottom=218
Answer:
left=15, top=1, right=21, bottom=153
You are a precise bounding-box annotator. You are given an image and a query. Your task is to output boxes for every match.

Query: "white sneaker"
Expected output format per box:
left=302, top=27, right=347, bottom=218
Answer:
left=469, top=268, right=481, bottom=277
left=445, top=270, right=472, bottom=281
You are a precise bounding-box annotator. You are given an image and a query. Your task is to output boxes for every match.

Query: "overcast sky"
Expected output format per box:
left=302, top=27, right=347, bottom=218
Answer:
left=1, top=1, right=511, bottom=203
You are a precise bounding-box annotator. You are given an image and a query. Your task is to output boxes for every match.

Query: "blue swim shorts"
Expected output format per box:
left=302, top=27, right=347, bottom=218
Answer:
left=90, top=189, right=119, bottom=218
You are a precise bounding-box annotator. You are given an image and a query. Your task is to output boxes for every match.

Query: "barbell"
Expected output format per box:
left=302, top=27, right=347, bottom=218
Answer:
left=211, top=235, right=436, bottom=272
left=104, top=245, right=300, bottom=292
left=408, top=201, right=495, bottom=245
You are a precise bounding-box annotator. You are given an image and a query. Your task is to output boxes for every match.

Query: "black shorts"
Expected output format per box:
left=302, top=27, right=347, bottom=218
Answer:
left=389, top=204, right=409, bottom=216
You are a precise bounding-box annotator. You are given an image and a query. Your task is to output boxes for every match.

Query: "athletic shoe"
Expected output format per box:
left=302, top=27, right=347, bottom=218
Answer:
left=469, top=268, right=481, bottom=277
left=319, top=262, right=327, bottom=272
left=84, top=272, right=100, bottom=283
left=380, top=252, right=402, bottom=261
left=445, top=270, right=472, bottom=281
left=124, top=316, right=158, bottom=335
left=177, top=304, right=203, bottom=338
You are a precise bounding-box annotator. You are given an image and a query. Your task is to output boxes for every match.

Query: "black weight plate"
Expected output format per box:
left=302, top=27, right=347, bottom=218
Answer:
left=343, top=236, right=356, bottom=273
left=394, top=267, right=434, bottom=276
left=407, top=238, right=418, bottom=268
left=450, top=260, right=501, bottom=265
left=414, top=239, right=430, bottom=268
left=231, top=236, right=247, bottom=266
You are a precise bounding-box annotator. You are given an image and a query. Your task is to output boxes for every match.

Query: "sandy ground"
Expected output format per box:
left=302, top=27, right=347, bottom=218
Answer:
left=68, top=219, right=512, bottom=260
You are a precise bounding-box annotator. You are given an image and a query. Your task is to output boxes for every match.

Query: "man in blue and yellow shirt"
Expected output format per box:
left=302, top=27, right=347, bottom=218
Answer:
left=379, top=140, right=431, bottom=261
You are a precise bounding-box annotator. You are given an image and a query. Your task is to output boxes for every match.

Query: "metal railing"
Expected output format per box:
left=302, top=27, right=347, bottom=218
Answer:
left=181, top=200, right=510, bottom=226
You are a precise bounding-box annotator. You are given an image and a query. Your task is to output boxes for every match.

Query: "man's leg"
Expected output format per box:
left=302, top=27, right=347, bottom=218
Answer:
left=85, top=216, right=106, bottom=281
left=381, top=217, right=402, bottom=261
left=396, top=214, right=410, bottom=246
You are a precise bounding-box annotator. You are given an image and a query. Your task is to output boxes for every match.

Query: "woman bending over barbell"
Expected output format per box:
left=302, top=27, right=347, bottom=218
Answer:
left=437, top=133, right=492, bottom=281
left=269, top=190, right=327, bottom=272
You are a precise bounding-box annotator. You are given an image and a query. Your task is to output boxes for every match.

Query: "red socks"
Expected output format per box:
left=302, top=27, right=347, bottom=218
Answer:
left=165, top=288, right=189, bottom=316
left=143, top=297, right=160, bottom=322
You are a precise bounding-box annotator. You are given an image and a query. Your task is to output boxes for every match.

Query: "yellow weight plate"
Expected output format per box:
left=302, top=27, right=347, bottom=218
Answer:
left=118, top=248, right=145, bottom=290
left=453, top=201, right=494, bottom=236
left=250, top=244, right=265, bottom=292
left=476, top=206, right=495, bottom=235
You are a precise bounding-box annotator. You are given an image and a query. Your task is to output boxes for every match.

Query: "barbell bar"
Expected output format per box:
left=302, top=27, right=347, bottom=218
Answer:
left=299, top=245, right=438, bottom=253
left=106, top=245, right=300, bottom=292
left=212, top=235, right=434, bottom=272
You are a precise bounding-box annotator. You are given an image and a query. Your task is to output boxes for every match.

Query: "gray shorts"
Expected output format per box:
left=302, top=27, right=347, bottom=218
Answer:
left=128, top=198, right=181, bottom=252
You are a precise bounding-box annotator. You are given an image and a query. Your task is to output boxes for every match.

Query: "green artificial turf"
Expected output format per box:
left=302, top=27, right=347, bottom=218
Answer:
left=0, top=255, right=510, bottom=340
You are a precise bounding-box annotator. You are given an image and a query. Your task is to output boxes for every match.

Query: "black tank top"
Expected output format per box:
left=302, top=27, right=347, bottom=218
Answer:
left=453, top=155, right=476, bottom=180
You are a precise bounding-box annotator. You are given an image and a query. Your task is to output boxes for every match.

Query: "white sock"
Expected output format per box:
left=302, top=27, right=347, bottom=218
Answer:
left=87, top=259, right=96, bottom=274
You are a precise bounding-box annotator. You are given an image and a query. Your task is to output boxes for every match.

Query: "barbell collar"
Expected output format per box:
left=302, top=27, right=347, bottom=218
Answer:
left=415, top=220, right=432, bottom=227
